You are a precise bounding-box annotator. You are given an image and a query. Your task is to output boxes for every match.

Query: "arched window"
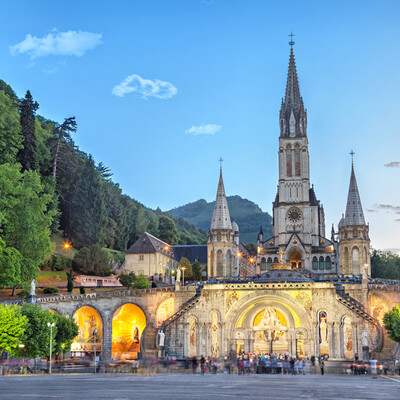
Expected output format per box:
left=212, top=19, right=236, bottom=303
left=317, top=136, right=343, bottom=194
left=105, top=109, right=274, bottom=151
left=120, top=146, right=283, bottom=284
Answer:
left=295, top=145, right=301, bottom=176
left=225, top=250, right=232, bottom=275
left=260, top=257, right=267, bottom=272
left=267, top=257, right=272, bottom=271
left=325, top=256, right=331, bottom=270
left=312, top=256, right=318, bottom=270
left=343, top=247, right=349, bottom=271
left=319, top=311, right=329, bottom=356
left=273, top=257, right=279, bottom=263
left=352, top=247, right=359, bottom=274
left=217, top=250, right=224, bottom=276
left=342, top=316, right=353, bottom=359
left=286, top=145, right=292, bottom=177
left=319, top=256, right=324, bottom=270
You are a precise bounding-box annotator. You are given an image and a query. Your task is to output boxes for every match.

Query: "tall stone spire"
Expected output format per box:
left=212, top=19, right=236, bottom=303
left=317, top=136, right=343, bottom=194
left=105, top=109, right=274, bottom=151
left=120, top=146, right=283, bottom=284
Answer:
left=210, top=167, right=232, bottom=231
left=279, top=47, right=307, bottom=138
left=343, top=163, right=366, bottom=226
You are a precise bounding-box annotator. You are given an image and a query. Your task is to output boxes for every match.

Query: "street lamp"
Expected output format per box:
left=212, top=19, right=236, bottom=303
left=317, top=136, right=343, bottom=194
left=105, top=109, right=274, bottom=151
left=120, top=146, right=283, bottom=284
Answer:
left=92, top=328, right=98, bottom=373
left=180, top=266, right=186, bottom=286
left=47, top=322, right=56, bottom=374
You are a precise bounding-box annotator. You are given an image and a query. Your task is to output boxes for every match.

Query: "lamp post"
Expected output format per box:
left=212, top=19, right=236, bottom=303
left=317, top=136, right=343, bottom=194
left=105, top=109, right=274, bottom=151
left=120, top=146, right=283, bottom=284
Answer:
left=47, top=322, right=56, bottom=374
left=92, top=328, right=98, bottom=373
left=180, top=266, right=186, bottom=286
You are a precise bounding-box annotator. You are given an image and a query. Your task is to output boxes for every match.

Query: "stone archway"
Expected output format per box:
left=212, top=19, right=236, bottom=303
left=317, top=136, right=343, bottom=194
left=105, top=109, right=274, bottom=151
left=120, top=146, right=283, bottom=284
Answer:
left=225, top=292, right=313, bottom=357
left=111, top=303, right=146, bottom=360
left=72, top=305, right=103, bottom=358
left=288, top=248, right=302, bottom=269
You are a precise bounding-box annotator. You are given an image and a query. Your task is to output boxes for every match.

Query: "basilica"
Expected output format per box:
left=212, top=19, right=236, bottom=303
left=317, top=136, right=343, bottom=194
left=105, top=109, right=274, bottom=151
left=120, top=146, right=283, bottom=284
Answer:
left=37, top=44, right=400, bottom=367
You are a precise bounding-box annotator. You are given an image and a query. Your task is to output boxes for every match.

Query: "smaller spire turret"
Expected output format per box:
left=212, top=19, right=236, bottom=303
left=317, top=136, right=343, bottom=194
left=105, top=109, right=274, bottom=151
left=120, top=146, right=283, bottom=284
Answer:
left=210, top=166, right=232, bottom=231
left=342, top=163, right=366, bottom=226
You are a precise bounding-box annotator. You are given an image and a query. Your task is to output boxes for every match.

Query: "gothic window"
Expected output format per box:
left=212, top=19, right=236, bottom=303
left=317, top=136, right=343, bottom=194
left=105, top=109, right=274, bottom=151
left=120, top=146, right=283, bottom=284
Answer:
left=312, top=256, right=318, bottom=270
left=267, top=257, right=272, bottom=270
left=260, top=257, right=267, bottom=271
left=286, top=146, right=292, bottom=177
left=217, top=250, right=224, bottom=276
left=352, top=247, right=360, bottom=274
left=325, top=256, right=331, bottom=270
left=273, top=257, right=279, bottom=263
left=225, top=250, right=232, bottom=276
left=287, top=207, right=302, bottom=223
left=343, top=247, right=349, bottom=271
left=289, top=111, right=296, bottom=137
left=295, top=146, right=301, bottom=176
left=319, top=256, right=324, bottom=270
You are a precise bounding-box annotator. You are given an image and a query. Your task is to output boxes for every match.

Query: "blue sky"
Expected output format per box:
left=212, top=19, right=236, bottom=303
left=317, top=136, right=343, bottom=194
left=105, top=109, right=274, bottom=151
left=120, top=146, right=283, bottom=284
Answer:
left=1, top=0, right=400, bottom=251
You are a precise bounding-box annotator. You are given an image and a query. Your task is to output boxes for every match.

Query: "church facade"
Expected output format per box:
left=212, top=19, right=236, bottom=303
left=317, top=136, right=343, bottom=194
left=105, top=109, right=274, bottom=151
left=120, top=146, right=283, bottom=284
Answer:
left=29, top=44, right=400, bottom=367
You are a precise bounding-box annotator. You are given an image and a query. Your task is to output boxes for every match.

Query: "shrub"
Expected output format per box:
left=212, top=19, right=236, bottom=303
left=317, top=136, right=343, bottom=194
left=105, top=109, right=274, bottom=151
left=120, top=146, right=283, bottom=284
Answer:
left=79, top=286, right=85, bottom=294
left=43, top=286, right=59, bottom=294
left=119, top=272, right=136, bottom=288
left=46, top=255, right=72, bottom=271
left=17, top=289, right=29, bottom=299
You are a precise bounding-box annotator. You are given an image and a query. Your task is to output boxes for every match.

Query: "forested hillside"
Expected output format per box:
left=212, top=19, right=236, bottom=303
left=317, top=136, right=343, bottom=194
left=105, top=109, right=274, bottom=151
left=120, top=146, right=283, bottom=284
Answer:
left=168, top=195, right=273, bottom=244
left=0, top=80, right=206, bottom=289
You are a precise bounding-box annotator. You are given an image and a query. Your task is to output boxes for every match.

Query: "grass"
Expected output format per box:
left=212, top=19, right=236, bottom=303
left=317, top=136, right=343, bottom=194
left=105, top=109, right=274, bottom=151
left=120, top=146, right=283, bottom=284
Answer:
left=51, top=234, right=77, bottom=259
left=37, top=270, right=68, bottom=284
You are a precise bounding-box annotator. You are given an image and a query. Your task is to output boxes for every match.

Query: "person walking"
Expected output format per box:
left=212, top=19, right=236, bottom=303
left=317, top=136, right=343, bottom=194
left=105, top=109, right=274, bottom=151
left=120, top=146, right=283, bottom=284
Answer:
left=320, top=360, right=325, bottom=375
left=200, top=355, right=206, bottom=375
left=192, top=356, right=198, bottom=374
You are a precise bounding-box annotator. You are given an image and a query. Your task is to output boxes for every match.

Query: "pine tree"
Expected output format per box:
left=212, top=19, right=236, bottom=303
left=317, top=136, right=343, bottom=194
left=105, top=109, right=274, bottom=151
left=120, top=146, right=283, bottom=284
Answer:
left=18, top=91, right=39, bottom=171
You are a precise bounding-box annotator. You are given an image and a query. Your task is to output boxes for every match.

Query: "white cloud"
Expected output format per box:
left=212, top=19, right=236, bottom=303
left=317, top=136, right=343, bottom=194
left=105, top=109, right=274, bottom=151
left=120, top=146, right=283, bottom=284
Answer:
left=185, top=124, right=222, bottom=136
left=10, top=30, right=102, bottom=59
left=384, top=161, right=400, bottom=168
left=112, top=74, right=177, bottom=99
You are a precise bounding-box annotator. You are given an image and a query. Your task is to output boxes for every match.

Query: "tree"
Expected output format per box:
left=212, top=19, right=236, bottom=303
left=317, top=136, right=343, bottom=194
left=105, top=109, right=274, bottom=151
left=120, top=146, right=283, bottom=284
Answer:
left=0, top=164, right=55, bottom=288
left=133, top=273, right=149, bottom=289
left=18, top=90, right=39, bottom=171
left=67, top=270, right=73, bottom=292
left=383, top=306, right=400, bottom=344
left=119, top=271, right=136, bottom=288
left=179, top=257, right=193, bottom=281
left=18, top=303, right=56, bottom=359
left=0, top=237, right=22, bottom=288
left=73, top=244, right=110, bottom=276
left=52, top=117, right=77, bottom=179
left=371, top=250, right=400, bottom=280
left=0, top=89, right=22, bottom=164
left=0, top=304, right=27, bottom=354
left=192, top=261, right=202, bottom=281
left=53, top=312, right=78, bottom=356
left=158, top=215, right=178, bottom=245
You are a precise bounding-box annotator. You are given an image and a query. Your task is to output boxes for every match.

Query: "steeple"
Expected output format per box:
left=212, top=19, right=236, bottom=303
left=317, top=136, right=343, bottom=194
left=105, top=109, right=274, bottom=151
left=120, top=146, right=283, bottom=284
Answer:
left=210, top=166, right=232, bottom=231
left=279, top=47, right=307, bottom=138
left=342, top=162, right=366, bottom=226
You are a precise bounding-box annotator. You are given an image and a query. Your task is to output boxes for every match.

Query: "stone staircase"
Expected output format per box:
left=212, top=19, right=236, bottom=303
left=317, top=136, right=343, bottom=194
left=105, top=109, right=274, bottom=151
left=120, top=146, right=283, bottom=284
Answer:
left=335, top=284, right=383, bottom=353
left=160, top=284, right=203, bottom=331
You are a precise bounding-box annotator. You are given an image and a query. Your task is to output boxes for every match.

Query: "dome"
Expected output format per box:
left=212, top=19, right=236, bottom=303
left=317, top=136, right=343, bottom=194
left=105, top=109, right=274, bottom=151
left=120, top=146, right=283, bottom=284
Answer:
left=338, top=216, right=345, bottom=229
left=232, top=221, right=239, bottom=233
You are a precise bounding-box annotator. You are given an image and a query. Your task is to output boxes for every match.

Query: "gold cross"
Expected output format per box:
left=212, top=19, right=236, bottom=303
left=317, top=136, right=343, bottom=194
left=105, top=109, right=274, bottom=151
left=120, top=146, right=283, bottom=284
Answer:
left=277, top=248, right=285, bottom=263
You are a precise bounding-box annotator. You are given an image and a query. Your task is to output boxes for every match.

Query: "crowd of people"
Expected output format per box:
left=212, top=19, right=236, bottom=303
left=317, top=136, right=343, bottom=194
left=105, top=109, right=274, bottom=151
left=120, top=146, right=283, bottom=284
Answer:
left=183, top=352, right=324, bottom=375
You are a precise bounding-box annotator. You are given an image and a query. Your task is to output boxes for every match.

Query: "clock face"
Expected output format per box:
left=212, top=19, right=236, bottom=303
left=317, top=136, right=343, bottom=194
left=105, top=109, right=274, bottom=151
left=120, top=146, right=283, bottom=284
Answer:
left=288, top=207, right=302, bottom=223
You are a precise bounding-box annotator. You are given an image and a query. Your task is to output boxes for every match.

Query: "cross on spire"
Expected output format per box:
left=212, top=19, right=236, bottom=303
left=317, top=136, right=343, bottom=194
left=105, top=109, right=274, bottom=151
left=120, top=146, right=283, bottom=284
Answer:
left=219, top=156, right=224, bottom=169
left=350, top=150, right=355, bottom=165
left=288, top=30, right=295, bottom=48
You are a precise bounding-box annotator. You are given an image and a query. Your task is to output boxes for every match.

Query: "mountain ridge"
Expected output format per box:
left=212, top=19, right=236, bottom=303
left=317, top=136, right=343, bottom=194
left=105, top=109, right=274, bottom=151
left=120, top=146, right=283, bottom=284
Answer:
left=168, top=195, right=273, bottom=245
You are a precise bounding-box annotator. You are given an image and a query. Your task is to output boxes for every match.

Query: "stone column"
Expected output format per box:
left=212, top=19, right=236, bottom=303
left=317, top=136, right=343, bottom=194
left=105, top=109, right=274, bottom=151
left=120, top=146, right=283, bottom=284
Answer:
left=328, top=322, right=334, bottom=358
left=314, top=322, right=320, bottom=357
left=102, top=311, right=112, bottom=362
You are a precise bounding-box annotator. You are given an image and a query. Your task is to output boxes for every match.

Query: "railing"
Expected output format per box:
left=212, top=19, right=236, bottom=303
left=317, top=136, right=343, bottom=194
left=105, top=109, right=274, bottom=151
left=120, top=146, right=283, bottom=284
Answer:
left=160, top=284, right=203, bottom=331
left=334, top=285, right=383, bottom=352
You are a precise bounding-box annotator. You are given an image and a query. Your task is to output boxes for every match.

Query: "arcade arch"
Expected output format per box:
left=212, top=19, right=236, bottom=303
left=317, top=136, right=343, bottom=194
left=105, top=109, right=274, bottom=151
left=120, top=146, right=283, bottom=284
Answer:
left=71, top=306, right=103, bottom=357
left=112, top=303, right=146, bottom=360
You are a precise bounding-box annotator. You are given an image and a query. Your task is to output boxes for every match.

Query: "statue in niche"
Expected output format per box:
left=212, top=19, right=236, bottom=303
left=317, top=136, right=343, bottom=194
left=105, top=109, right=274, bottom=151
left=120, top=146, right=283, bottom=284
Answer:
left=361, top=330, right=368, bottom=347
left=176, top=268, right=181, bottom=283
left=256, top=307, right=286, bottom=331
left=158, top=329, right=165, bottom=347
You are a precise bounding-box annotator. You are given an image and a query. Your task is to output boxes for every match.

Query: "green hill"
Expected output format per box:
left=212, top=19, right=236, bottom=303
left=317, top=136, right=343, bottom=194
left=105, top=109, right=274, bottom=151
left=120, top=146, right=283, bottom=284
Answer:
left=168, top=195, right=273, bottom=245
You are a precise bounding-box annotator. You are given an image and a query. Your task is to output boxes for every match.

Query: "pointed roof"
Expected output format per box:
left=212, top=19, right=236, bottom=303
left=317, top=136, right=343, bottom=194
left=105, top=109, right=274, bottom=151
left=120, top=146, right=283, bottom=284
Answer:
left=125, top=232, right=176, bottom=259
left=210, top=167, right=232, bottom=231
left=280, top=48, right=307, bottom=138
left=342, top=164, right=366, bottom=226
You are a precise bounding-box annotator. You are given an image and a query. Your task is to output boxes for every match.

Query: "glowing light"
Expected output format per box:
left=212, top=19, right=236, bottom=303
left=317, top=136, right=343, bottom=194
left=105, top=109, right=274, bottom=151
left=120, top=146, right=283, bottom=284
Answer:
left=237, top=252, right=242, bottom=257
left=249, top=258, right=254, bottom=263
left=63, top=241, right=72, bottom=249
left=164, top=245, right=169, bottom=251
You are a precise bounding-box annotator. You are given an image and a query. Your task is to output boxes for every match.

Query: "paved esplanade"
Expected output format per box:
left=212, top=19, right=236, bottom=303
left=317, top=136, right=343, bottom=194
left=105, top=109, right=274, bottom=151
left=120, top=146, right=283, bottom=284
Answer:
left=1, top=374, right=399, bottom=400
